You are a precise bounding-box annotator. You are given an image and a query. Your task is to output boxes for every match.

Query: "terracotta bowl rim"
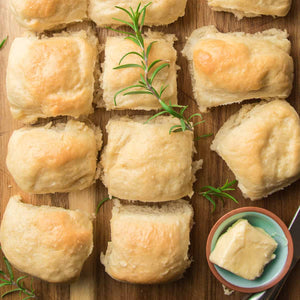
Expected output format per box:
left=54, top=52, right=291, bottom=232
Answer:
left=206, top=206, right=294, bottom=293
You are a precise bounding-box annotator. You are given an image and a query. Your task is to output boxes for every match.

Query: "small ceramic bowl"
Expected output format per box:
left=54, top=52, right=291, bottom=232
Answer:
left=206, top=207, right=293, bottom=293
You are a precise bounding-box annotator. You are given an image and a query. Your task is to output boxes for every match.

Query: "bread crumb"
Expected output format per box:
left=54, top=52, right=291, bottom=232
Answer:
left=222, top=284, right=234, bottom=296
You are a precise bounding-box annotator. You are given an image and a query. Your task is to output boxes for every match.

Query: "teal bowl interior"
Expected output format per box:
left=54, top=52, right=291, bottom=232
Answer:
left=210, top=212, right=289, bottom=289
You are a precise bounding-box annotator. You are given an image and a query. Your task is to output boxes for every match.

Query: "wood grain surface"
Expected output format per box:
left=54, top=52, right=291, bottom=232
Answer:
left=0, top=0, right=299, bottom=299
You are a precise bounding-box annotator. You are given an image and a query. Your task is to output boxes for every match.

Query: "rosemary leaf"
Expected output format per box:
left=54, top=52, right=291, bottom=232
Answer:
left=192, top=120, right=205, bottom=127
left=206, top=186, right=221, bottom=193
left=199, top=180, right=238, bottom=212
left=204, top=194, right=216, bottom=212
left=195, top=133, right=213, bottom=140
left=159, top=85, right=169, bottom=97
left=159, top=100, right=183, bottom=119
left=124, top=36, right=141, bottom=46
left=149, top=63, right=169, bottom=83
left=30, top=278, right=34, bottom=293
left=16, top=276, right=27, bottom=287
left=139, top=74, right=146, bottom=85
left=148, top=59, right=162, bottom=72
left=180, top=106, right=188, bottom=115
left=96, top=196, right=117, bottom=214
left=112, top=17, right=135, bottom=30
left=222, top=179, right=236, bottom=189
left=114, top=85, right=145, bottom=105
left=146, top=41, right=156, bottom=59
left=0, top=37, right=7, bottom=49
left=115, top=5, right=135, bottom=18
left=140, top=2, right=151, bottom=29
left=145, top=111, right=168, bottom=123
left=140, top=6, right=146, bottom=29
left=3, top=257, right=13, bottom=281
left=221, top=192, right=239, bottom=204
left=123, top=90, right=153, bottom=96
left=2, top=288, right=22, bottom=298
left=114, top=63, right=144, bottom=70
left=119, top=51, right=144, bottom=64
left=169, top=125, right=182, bottom=134
left=188, top=113, right=203, bottom=121
left=180, top=119, right=186, bottom=131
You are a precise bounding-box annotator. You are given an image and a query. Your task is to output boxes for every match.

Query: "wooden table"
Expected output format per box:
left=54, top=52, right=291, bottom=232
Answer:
left=0, top=0, right=299, bottom=299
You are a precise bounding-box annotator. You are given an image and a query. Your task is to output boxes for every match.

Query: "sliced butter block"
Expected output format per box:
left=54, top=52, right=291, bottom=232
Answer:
left=209, top=219, right=277, bottom=280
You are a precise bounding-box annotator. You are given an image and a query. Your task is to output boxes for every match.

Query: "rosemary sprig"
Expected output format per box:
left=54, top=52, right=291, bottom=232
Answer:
left=96, top=196, right=117, bottom=214
left=0, top=37, right=7, bottom=49
left=0, top=248, right=37, bottom=299
left=108, top=3, right=203, bottom=133
left=199, top=180, right=238, bottom=212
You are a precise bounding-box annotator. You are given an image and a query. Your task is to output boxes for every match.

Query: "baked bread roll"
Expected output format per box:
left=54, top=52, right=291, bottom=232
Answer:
left=6, top=31, right=97, bottom=124
left=101, top=116, right=202, bottom=202
left=101, top=199, right=193, bottom=284
left=208, top=0, right=291, bottom=19
left=101, top=32, right=178, bottom=110
left=211, top=100, right=300, bottom=200
left=6, top=120, right=102, bottom=194
left=9, top=0, right=88, bottom=31
left=182, top=26, right=293, bottom=112
left=0, top=195, right=93, bottom=283
left=88, top=0, right=188, bottom=27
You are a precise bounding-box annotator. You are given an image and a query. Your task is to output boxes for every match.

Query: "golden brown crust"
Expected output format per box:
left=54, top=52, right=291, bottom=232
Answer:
left=100, top=116, right=202, bottom=202
left=0, top=195, right=93, bottom=283
left=6, top=32, right=97, bottom=124
left=101, top=199, right=193, bottom=284
left=182, top=26, right=294, bottom=112
left=211, top=100, right=300, bottom=200
left=208, top=0, right=292, bottom=19
left=102, top=32, right=178, bottom=110
left=88, top=0, right=187, bottom=27
left=9, top=0, right=88, bottom=31
left=6, top=120, right=102, bottom=194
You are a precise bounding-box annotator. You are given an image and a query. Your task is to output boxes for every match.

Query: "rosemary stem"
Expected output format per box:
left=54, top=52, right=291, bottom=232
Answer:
left=111, top=3, right=201, bottom=133
left=142, top=42, right=193, bottom=131
left=1, top=273, right=37, bottom=299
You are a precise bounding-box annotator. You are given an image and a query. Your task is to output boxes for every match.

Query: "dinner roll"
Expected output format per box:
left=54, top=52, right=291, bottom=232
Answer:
left=101, top=116, right=202, bottom=202
left=211, top=100, right=300, bottom=200
left=6, top=120, right=102, bottom=194
left=0, top=195, right=93, bottom=283
left=101, top=199, right=193, bottom=284
left=208, top=0, right=291, bottom=19
left=88, top=0, right=188, bottom=27
left=101, top=32, right=178, bottom=110
left=182, top=26, right=293, bottom=112
left=6, top=31, right=98, bottom=124
left=9, top=0, right=88, bottom=31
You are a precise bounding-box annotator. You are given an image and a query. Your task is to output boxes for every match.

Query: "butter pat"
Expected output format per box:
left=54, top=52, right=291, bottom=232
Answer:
left=209, top=219, right=278, bottom=280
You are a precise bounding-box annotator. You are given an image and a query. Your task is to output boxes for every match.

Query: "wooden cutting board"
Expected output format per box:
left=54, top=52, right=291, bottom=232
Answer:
left=0, top=0, right=299, bottom=299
